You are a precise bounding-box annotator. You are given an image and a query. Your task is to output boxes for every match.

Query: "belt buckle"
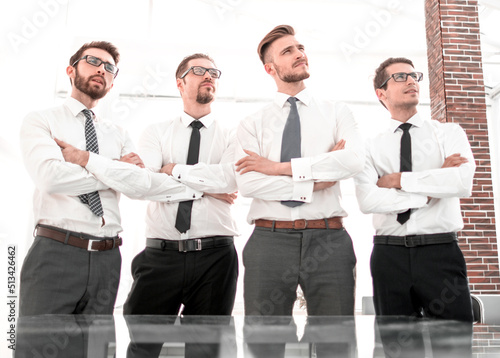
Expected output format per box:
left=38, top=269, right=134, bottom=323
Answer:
left=404, top=236, right=417, bottom=248
left=293, top=219, right=307, bottom=230
left=179, top=239, right=202, bottom=252
left=87, top=239, right=99, bottom=251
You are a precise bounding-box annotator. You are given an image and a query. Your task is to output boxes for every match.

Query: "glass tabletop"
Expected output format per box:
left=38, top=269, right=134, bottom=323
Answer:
left=12, top=314, right=499, bottom=357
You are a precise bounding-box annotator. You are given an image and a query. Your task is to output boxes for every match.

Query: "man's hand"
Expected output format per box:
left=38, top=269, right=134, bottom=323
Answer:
left=331, top=139, right=345, bottom=151
left=160, top=163, right=176, bottom=175
left=376, top=173, right=402, bottom=189
left=235, top=150, right=291, bottom=176
left=54, top=138, right=89, bottom=166
left=204, top=192, right=238, bottom=204
left=442, top=153, right=468, bottom=168
left=119, top=153, right=145, bottom=168
left=313, top=181, right=337, bottom=191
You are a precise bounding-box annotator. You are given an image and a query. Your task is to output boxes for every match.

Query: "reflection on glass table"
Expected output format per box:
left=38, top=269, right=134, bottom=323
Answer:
left=14, top=314, right=498, bottom=358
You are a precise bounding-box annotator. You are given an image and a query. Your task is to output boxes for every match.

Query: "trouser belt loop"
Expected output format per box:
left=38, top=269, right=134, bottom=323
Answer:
left=324, top=218, right=329, bottom=229
left=64, top=231, right=70, bottom=245
left=271, top=221, right=276, bottom=232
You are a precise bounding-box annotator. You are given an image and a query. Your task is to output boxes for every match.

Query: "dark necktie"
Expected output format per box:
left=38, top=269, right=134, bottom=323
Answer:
left=78, top=109, right=104, bottom=217
left=397, top=123, right=412, bottom=224
left=281, top=97, right=303, bottom=207
left=175, top=120, right=203, bottom=233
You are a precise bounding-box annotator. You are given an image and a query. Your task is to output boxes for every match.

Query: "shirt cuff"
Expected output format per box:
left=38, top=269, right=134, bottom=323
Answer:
left=85, top=152, right=104, bottom=173
left=291, top=180, right=314, bottom=203
left=401, top=192, right=429, bottom=212
left=291, top=157, right=312, bottom=181
left=401, top=172, right=422, bottom=193
left=172, top=164, right=190, bottom=182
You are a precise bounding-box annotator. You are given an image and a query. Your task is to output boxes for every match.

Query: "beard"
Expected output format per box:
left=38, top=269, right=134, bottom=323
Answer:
left=196, top=82, right=215, bottom=104
left=274, top=62, right=310, bottom=83
left=74, top=69, right=109, bottom=100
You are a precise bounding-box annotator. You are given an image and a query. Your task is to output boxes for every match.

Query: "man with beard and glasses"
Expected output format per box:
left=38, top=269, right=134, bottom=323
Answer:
left=55, top=53, right=239, bottom=357
left=234, top=25, right=364, bottom=356
left=18, top=41, right=140, bottom=317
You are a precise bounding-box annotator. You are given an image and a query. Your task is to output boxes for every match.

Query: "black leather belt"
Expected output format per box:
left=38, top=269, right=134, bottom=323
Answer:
left=146, top=236, right=233, bottom=252
left=373, top=232, right=457, bottom=248
left=36, top=224, right=122, bottom=251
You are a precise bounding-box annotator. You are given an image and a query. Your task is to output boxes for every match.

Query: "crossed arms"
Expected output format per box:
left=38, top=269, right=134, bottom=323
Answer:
left=354, top=124, right=475, bottom=214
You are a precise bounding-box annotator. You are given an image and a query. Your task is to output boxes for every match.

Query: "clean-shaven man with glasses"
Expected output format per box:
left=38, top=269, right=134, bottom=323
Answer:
left=55, top=53, right=238, bottom=358
left=354, top=57, right=475, bottom=322
left=19, top=41, right=136, bottom=316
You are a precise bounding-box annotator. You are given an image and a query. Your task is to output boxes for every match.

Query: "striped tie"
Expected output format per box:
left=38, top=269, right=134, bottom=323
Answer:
left=78, top=109, right=104, bottom=217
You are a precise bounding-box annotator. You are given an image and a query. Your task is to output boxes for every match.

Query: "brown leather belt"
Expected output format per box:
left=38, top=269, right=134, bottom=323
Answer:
left=254, top=217, right=343, bottom=230
left=36, top=225, right=122, bottom=251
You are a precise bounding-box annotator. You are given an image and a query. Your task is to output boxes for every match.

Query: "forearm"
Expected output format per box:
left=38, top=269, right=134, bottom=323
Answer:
left=355, top=183, right=428, bottom=214
left=171, top=162, right=238, bottom=194
left=21, top=130, right=107, bottom=195
left=236, top=170, right=313, bottom=202
left=86, top=153, right=203, bottom=202
left=292, top=148, right=364, bottom=182
left=354, top=159, right=426, bottom=214
left=401, top=164, right=475, bottom=198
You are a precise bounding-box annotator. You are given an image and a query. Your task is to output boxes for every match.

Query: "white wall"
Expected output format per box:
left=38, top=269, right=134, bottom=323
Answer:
left=0, top=1, right=434, bottom=355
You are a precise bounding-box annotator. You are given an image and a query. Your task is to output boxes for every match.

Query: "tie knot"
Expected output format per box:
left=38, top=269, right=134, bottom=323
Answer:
left=399, top=123, right=412, bottom=132
left=190, top=120, right=204, bottom=130
left=287, top=97, right=298, bottom=106
left=82, top=109, right=94, bottom=121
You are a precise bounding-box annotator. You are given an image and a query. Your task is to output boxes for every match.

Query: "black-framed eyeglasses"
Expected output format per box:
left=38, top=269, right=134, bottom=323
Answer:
left=378, top=72, right=423, bottom=89
left=72, top=55, right=119, bottom=77
left=180, top=66, right=221, bottom=79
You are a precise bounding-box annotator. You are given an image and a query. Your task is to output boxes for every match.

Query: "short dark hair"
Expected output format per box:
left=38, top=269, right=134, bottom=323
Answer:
left=69, top=41, right=120, bottom=67
left=175, top=53, right=216, bottom=79
left=257, top=25, right=295, bottom=65
left=373, top=57, right=414, bottom=91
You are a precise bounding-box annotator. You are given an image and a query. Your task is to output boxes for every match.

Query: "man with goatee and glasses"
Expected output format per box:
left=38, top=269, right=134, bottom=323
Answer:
left=19, top=41, right=138, bottom=317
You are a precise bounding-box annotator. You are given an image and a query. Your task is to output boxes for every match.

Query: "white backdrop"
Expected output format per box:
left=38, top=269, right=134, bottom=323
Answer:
left=2, top=0, right=500, bottom=356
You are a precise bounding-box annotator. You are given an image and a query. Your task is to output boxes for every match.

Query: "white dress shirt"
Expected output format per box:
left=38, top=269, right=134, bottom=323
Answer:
left=354, top=113, right=475, bottom=236
left=20, top=97, right=135, bottom=237
left=235, top=89, right=365, bottom=223
left=85, top=112, right=238, bottom=240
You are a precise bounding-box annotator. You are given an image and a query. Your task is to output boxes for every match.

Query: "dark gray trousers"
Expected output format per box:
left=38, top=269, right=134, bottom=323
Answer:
left=19, top=235, right=121, bottom=316
left=243, top=227, right=356, bottom=316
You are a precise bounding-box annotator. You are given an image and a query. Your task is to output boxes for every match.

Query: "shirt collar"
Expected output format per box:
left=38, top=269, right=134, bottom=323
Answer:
left=181, top=111, right=214, bottom=129
left=389, top=112, right=423, bottom=133
left=64, top=97, right=93, bottom=119
left=274, top=88, right=311, bottom=108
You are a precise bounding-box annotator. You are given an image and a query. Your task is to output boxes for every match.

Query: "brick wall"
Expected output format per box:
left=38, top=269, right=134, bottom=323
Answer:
left=425, top=0, right=500, bottom=294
